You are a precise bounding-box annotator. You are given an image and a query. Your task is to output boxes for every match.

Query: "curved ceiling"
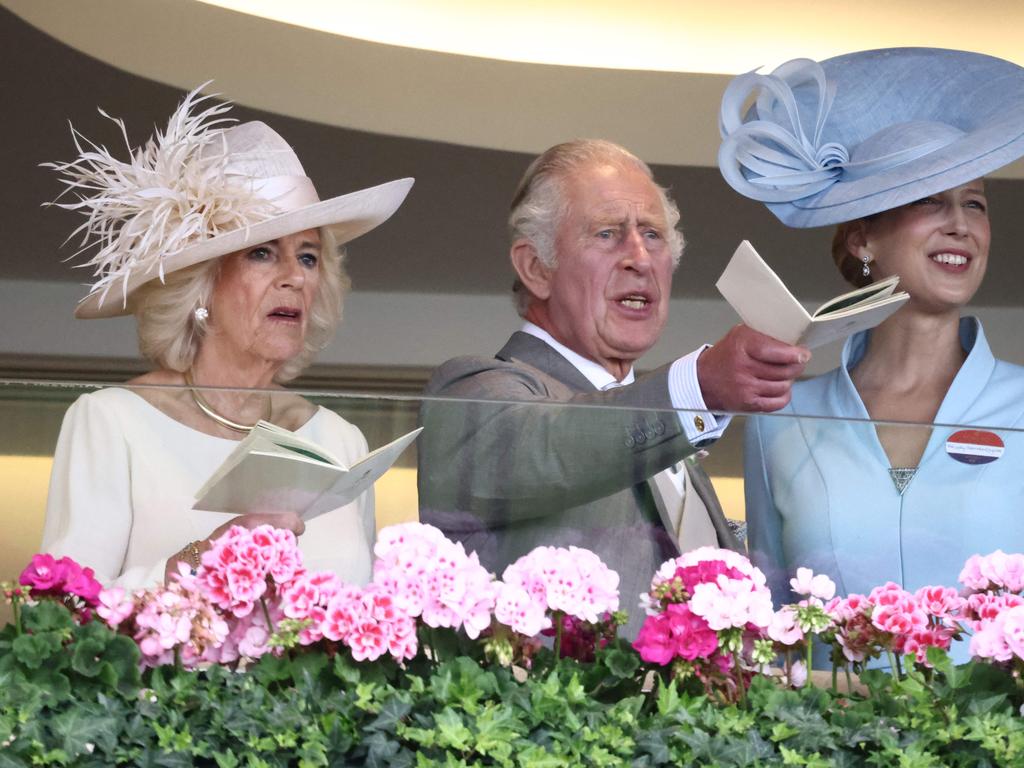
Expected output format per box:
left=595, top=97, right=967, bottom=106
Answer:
left=6, top=0, right=1024, bottom=178
left=200, top=0, right=1024, bottom=75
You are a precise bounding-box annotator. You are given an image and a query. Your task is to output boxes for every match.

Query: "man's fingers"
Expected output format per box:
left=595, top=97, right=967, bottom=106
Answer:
left=746, top=359, right=808, bottom=382
left=747, top=339, right=811, bottom=367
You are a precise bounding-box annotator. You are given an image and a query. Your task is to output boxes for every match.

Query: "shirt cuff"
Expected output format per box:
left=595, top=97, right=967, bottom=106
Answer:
left=668, top=347, right=732, bottom=445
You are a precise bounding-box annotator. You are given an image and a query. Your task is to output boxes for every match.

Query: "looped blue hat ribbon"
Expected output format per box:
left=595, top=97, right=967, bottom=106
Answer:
left=717, top=48, right=1024, bottom=228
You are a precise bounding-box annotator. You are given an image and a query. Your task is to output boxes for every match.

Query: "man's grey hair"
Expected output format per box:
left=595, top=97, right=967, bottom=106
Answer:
left=133, top=227, right=349, bottom=382
left=508, top=139, right=685, bottom=316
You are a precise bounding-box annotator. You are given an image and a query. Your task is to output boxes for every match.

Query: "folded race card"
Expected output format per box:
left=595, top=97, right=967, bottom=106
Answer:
left=193, top=421, right=422, bottom=521
left=716, top=240, right=909, bottom=349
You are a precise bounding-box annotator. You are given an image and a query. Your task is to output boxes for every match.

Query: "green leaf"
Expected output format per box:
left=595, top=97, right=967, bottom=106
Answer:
left=433, top=707, right=473, bottom=751
left=22, top=601, right=75, bottom=634
left=367, top=696, right=412, bottom=734
left=12, top=633, right=65, bottom=670
left=601, top=647, right=640, bottom=680
left=49, top=707, right=122, bottom=760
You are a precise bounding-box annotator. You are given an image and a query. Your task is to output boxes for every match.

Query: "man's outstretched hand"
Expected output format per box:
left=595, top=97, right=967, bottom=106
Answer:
left=697, top=325, right=810, bottom=413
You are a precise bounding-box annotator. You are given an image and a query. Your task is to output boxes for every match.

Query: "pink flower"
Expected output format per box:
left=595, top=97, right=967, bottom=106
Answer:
left=634, top=613, right=676, bottom=665
left=667, top=603, right=719, bottom=661
left=97, top=588, right=135, bottom=627
left=1003, top=606, right=1024, bottom=659
left=19, top=553, right=68, bottom=592
left=959, top=551, right=1024, bottom=593
left=914, top=585, right=964, bottom=618
left=971, top=619, right=1013, bottom=662
left=494, top=583, right=549, bottom=637
left=959, top=554, right=989, bottom=591
left=348, top=621, right=387, bottom=662
left=768, top=607, right=804, bottom=646
left=373, top=522, right=499, bottom=638
left=61, top=561, right=102, bottom=605
left=871, top=602, right=927, bottom=637
left=501, top=545, right=619, bottom=628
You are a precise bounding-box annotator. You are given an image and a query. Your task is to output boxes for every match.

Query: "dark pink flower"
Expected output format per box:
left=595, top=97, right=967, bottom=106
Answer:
left=60, top=559, right=102, bottom=606
left=666, top=603, right=718, bottom=661
left=634, top=613, right=675, bottom=665
left=19, top=553, right=68, bottom=592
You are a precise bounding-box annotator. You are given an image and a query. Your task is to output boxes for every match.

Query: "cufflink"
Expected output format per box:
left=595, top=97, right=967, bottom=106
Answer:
left=693, top=415, right=705, bottom=432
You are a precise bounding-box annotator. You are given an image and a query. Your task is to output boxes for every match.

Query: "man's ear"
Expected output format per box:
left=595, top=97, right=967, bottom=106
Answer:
left=510, top=239, right=553, bottom=301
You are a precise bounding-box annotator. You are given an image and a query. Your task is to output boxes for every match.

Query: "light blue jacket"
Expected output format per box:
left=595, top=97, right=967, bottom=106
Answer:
left=745, top=317, right=1024, bottom=614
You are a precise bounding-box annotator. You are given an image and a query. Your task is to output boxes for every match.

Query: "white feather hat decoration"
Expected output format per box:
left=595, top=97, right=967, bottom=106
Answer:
left=46, top=84, right=413, bottom=319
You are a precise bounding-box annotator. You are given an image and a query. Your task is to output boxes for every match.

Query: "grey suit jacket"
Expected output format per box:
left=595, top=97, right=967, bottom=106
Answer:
left=417, top=332, right=740, bottom=638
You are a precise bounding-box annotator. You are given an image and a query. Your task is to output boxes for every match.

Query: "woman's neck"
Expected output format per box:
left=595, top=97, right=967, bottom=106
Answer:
left=187, top=349, right=280, bottom=427
left=852, top=308, right=966, bottom=389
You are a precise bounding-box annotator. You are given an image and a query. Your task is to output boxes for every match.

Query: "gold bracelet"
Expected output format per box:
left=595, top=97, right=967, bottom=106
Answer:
left=179, top=540, right=202, bottom=572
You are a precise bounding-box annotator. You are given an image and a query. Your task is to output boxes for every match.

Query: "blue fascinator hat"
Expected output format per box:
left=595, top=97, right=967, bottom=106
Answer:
left=718, top=48, right=1024, bottom=228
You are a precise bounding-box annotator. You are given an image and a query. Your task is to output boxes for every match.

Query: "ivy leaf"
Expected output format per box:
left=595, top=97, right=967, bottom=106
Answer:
left=367, top=696, right=412, bottom=734
left=634, top=727, right=672, bottom=763
left=433, top=707, right=473, bottom=751
left=50, top=707, right=122, bottom=760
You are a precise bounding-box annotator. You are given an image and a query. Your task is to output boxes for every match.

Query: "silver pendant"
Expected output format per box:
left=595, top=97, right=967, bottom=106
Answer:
left=888, top=467, right=917, bottom=496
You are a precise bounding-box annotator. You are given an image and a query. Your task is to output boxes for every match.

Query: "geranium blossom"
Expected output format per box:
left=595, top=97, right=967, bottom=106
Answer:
left=790, top=567, right=836, bottom=601
left=500, top=545, right=620, bottom=626
left=373, top=522, right=498, bottom=639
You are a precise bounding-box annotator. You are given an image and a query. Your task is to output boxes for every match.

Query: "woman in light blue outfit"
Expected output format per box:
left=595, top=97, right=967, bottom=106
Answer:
left=718, top=48, right=1024, bottom=610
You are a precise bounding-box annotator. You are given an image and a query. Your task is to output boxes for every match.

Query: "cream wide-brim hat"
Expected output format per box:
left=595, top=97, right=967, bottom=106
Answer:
left=52, top=90, right=413, bottom=319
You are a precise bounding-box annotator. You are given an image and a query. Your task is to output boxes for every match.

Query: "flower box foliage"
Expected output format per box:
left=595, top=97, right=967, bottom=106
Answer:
left=2, top=523, right=1023, bottom=766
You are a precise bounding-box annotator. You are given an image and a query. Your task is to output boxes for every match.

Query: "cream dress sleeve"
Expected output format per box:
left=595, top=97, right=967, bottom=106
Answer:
left=42, top=390, right=169, bottom=589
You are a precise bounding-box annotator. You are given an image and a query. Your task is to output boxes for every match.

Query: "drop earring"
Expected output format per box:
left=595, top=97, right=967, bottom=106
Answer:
left=861, top=254, right=871, bottom=278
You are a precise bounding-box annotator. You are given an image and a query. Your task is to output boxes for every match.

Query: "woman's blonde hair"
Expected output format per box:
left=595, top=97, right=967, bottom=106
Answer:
left=133, top=227, right=349, bottom=381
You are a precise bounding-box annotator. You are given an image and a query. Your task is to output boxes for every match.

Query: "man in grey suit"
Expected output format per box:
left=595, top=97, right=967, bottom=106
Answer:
left=418, top=139, right=808, bottom=637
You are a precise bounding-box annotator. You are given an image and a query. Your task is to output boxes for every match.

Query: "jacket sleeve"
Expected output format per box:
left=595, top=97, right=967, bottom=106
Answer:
left=417, top=356, right=699, bottom=525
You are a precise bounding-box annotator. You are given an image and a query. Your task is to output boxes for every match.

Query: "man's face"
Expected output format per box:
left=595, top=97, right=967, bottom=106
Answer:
left=539, top=163, right=674, bottom=376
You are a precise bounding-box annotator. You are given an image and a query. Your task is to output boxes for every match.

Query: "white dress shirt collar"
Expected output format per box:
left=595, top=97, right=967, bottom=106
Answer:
left=520, top=322, right=635, bottom=390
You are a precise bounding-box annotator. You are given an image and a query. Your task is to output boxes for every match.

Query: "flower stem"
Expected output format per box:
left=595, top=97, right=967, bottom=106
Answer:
left=554, top=611, right=564, bottom=660
left=260, top=597, right=274, bottom=635
left=430, top=626, right=441, bottom=665
left=732, top=650, right=748, bottom=708
left=886, top=650, right=900, bottom=681
left=804, top=641, right=813, bottom=684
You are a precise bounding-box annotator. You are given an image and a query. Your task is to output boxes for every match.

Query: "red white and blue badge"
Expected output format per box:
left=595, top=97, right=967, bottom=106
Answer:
left=945, top=430, right=1005, bottom=465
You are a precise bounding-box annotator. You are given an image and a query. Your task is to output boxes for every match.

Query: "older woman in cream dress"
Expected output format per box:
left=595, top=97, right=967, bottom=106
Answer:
left=41, top=88, right=413, bottom=589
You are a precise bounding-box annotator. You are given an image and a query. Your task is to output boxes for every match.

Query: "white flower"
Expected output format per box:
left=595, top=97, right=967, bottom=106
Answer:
left=790, top=567, right=836, bottom=601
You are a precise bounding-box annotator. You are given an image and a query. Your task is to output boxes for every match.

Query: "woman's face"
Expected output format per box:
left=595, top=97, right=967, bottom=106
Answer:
left=857, top=180, right=990, bottom=313
left=206, top=229, right=321, bottom=367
